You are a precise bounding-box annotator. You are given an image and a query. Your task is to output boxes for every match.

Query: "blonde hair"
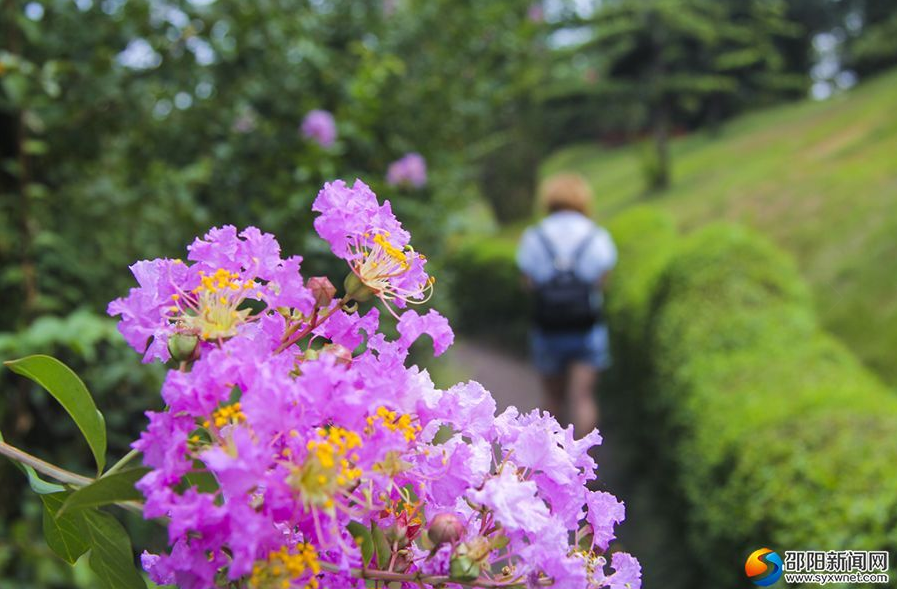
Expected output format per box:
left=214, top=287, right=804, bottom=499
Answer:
left=539, top=173, right=592, bottom=215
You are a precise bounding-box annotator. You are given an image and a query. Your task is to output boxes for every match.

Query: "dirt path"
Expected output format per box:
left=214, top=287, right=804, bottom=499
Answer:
left=448, top=338, right=627, bottom=473
left=448, top=340, right=543, bottom=414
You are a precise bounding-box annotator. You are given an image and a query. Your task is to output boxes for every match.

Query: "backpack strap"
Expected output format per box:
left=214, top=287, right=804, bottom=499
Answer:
left=536, top=225, right=597, bottom=272
left=534, top=226, right=560, bottom=269
left=571, top=228, right=598, bottom=266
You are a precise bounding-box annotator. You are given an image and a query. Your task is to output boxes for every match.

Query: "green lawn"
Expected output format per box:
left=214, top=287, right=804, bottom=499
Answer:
left=541, top=70, right=897, bottom=386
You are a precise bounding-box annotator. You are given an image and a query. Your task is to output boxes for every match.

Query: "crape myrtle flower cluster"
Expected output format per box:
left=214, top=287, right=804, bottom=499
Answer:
left=386, top=152, right=427, bottom=189
left=301, top=109, right=338, bottom=148
left=108, top=179, right=641, bottom=589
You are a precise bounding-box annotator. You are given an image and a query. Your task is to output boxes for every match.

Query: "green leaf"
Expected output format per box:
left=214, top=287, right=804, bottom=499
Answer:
left=59, top=468, right=149, bottom=516
left=23, top=139, right=49, bottom=155
left=0, top=429, right=65, bottom=494
left=347, top=521, right=373, bottom=567
left=371, top=522, right=391, bottom=570
left=83, top=509, right=147, bottom=589
left=41, top=493, right=90, bottom=564
left=5, top=355, right=107, bottom=473
left=431, top=424, right=455, bottom=445
left=182, top=470, right=220, bottom=494
left=20, top=461, right=67, bottom=494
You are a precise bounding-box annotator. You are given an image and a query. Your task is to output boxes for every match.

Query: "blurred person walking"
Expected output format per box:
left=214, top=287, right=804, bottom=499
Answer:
left=516, top=173, right=617, bottom=435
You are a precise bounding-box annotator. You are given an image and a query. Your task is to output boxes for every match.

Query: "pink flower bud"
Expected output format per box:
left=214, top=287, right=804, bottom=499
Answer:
left=308, top=276, right=336, bottom=307
left=428, top=513, right=465, bottom=546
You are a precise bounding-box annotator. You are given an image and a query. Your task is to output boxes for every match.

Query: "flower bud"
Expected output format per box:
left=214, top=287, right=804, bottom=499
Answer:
left=344, top=272, right=375, bottom=302
left=427, top=513, right=464, bottom=546
left=167, top=333, right=198, bottom=362
left=308, top=276, right=336, bottom=307
left=449, top=554, right=480, bottom=582
left=386, top=519, right=408, bottom=545
left=321, top=343, right=352, bottom=365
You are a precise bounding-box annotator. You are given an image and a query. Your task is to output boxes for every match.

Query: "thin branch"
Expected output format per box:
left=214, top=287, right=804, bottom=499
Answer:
left=0, top=440, right=92, bottom=486
left=274, top=296, right=351, bottom=354
left=317, top=559, right=550, bottom=588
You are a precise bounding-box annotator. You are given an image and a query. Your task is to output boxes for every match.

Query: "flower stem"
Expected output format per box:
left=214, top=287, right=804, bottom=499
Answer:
left=101, top=448, right=140, bottom=478
left=274, top=296, right=351, bottom=354
left=0, top=440, right=93, bottom=487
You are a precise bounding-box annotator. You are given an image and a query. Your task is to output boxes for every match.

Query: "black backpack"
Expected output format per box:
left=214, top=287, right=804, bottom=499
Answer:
left=532, top=227, right=603, bottom=332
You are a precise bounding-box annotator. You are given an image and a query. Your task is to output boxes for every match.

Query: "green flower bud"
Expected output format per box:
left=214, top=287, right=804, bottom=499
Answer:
left=449, top=554, right=480, bottom=582
left=386, top=521, right=407, bottom=545
left=343, top=272, right=375, bottom=302
left=167, top=333, right=198, bottom=362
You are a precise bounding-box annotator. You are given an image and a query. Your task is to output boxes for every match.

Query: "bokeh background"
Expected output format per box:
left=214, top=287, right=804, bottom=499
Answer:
left=2, top=0, right=896, bottom=587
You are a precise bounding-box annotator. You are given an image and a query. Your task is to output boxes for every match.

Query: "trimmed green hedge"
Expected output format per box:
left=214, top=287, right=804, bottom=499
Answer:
left=444, top=235, right=530, bottom=351
left=607, top=209, right=897, bottom=587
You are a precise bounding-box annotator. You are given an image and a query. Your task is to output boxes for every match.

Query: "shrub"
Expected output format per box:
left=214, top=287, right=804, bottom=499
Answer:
left=444, top=235, right=530, bottom=352
left=606, top=213, right=897, bottom=587
left=604, top=206, right=679, bottom=363
left=601, top=207, right=680, bottom=454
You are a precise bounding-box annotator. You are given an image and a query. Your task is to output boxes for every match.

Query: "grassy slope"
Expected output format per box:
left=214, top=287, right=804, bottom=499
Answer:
left=541, top=70, right=897, bottom=386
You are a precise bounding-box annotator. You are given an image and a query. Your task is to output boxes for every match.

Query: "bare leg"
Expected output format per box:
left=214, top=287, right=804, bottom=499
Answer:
left=569, top=362, right=599, bottom=436
left=541, top=372, right=569, bottom=426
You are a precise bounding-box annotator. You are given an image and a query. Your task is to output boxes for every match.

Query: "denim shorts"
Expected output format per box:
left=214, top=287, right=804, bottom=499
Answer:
left=530, top=323, right=611, bottom=375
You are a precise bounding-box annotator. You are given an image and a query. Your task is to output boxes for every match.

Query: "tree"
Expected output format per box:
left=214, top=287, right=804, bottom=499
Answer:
left=548, top=0, right=804, bottom=192
left=842, top=0, right=897, bottom=76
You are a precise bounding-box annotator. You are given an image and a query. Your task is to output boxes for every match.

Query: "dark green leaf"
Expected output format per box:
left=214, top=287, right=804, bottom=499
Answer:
left=371, top=522, right=391, bottom=570
left=182, top=470, right=220, bottom=494
left=83, top=509, right=146, bottom=589
left=431, top=424, right=455, bottom=445
left=347, top=521, right=373, bottom=567
left=40, top=492, right=90, bottom=564
left=59, top=468, right=148, bottom=516
left=5, top=355, right=107, bottom=473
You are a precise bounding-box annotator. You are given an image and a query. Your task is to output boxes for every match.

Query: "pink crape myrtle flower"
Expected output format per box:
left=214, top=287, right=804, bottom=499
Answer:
left=386, top=152, right=427, bottom=188
left=108, top=179, right=640, bottom=589
left=301, top=109, right=337, bottom=148
left=107, top=226, right=314, bottom=363
left=312, top=179, right=434, bottom=311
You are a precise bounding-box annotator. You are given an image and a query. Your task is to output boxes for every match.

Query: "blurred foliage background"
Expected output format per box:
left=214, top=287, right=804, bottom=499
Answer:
left=2, top=0, right=897, bottom=587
